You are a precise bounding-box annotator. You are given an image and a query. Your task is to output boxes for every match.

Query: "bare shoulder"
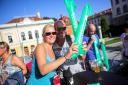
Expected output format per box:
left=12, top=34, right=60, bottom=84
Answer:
left=34, top=43, right=46, bottom=57
left=11, top=55, right=22, bottom=61
left=35, top=43, right=44, bottom=51
left=11, top=55, right=23, bottom=65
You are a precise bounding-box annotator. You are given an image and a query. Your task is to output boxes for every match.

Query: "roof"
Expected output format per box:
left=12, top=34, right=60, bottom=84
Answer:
left=88, top=8, right=112, bottom=19
left=7, top=16, right=43, bottom=24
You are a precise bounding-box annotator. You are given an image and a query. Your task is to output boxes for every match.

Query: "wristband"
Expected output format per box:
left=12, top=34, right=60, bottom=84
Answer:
left=64, top=55, right=68, bottom=60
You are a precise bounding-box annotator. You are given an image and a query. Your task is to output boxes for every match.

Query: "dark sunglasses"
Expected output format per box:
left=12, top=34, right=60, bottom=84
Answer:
left=57, top=27, right=66, bottom=31
left=45, top=32, right=56, bottom=36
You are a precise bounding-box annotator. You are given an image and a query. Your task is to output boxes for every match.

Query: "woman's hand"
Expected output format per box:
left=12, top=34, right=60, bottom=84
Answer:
left=65, top=43, right=78, bottom=59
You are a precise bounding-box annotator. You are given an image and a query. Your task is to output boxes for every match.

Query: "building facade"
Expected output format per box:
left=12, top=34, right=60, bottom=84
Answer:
left=0, top=16, right=54, bottom=57
left=111, top=0, right=128, bottom=26
left=88, top=8, right=112, bottom=28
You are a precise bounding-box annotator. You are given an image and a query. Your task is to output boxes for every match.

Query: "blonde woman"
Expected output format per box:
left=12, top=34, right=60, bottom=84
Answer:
left=27, top=24, right=78, bottom=85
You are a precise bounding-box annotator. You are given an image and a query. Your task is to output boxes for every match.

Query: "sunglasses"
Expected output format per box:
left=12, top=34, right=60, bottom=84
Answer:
left=45, top=32, right=56, bottom=36
left=57, top=27, right=66, bottom=31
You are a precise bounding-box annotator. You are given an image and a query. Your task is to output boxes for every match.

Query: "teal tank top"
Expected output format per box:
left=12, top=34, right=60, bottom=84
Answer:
left=27, top=53, right=55, bottom=85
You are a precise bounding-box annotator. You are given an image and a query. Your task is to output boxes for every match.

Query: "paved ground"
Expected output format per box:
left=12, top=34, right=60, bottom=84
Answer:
left=95, top=41, right=123, bottom=71
left=105, top=42, right=123, bottom=70
left=106, top=42, right=122, bottom=60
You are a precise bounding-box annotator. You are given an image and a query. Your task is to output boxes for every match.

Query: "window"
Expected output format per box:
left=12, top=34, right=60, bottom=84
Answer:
left=123, top=4, right=128, bottom=13
left=8, top=36, right=13, bottom=43
left=122, top=0, right=126, bottom=2
left=28, top=31, right=33, bottom=39
left=21, top=32, right=26, bottom=40
left=98, top=18, right=100, bottom=25
left=116, top=7, right=121, bottom=15
left=11, top=49, right=16, bottom=55
left=115, top=0, right=119, bottom=5
left=35, top=30, right=39, bottom=38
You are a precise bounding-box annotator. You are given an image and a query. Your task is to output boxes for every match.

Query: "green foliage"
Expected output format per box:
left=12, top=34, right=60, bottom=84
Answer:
left=43, top=16, right=57, bottom=21
left=105, top=37, right=121, bottom=45
left=52, top=17, right=57, bottom=21
left=100, top=16, right=109, bottom=38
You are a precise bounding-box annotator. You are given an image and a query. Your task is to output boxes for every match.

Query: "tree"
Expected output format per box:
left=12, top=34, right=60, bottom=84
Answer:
left=100, top=16, right=109, bottom=38
left=43, top=16, right=57, bottom=21
left=43, top=16, right=50, bottom=19
left=51, top=17, right=57, bottom=21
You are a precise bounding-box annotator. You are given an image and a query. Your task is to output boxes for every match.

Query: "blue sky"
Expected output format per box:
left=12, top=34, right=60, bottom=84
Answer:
left=0, top=0, right=111, bottom=24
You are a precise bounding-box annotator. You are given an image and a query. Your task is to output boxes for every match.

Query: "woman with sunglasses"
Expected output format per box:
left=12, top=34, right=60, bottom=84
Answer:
left=0, top=41, right=27, bottom=85
left=27, top=24, right=78, bottom=85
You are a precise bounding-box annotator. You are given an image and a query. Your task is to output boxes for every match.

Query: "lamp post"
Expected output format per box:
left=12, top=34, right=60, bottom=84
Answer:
left=98, top=25, right=102, bottom=39
left=35, top=30, right=39, bottom=44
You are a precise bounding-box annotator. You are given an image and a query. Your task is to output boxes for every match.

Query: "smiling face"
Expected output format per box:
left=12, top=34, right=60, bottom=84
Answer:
left=43, top=24, right=56, bottom=44
left=56, top=27, right=66, bottom=38
left=0, top=42, right=9, bottom=57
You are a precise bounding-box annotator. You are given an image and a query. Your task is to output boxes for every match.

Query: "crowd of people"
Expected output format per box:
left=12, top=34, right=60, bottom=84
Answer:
left=0, top=19, right=127, bottom=85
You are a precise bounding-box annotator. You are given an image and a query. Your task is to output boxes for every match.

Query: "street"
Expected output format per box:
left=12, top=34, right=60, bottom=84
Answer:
left=105, top=42, right=125, bottom=72
left=106, top=42, right=122, bottom=60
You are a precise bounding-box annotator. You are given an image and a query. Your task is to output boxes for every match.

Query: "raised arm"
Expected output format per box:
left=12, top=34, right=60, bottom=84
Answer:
left=35, top=43, right=78, bottom=75
left=12, top=55, right=27, bottom=75
left=86, top=37, right=94, bottom=51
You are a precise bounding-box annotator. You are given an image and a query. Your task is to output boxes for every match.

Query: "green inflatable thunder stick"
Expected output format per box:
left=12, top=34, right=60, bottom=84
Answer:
left=64, top=0, right=92, bottom=59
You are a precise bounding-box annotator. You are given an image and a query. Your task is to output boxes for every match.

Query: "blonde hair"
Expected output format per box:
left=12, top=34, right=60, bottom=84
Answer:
left=42, top=24, right=54, bottom=36
left=0, top=41, right=10, bottom=52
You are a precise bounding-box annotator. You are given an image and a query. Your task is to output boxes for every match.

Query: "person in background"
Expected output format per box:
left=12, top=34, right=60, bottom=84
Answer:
left=120, top=25, right=128, bottom=41
left=83, top=24, right=100, bottom=71
left=123, top=35, right=128, bottom=58
left=27, top=24, right=78, bottom=85
left=53, top=20, right=85, bottom=84
left=30, top=45, right=35, bottom=56
left=0, top=41, right=27, bottom=85
left=23, top=47, right=32, bottom=64
left=120, top=24, right=128, bottom=60
left=22, top=46, right=33, bottom=80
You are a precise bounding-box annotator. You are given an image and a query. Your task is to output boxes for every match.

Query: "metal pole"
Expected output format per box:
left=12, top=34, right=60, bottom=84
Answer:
left=16, top=24, right=23, bottom=56
left=98, top=25, right=102, bottom=39
left=0, top=31, right=3, bottom=42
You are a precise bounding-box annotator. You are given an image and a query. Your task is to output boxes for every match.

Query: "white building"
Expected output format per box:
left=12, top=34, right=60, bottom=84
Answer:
left=0, top=16, right=54, bottom=57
